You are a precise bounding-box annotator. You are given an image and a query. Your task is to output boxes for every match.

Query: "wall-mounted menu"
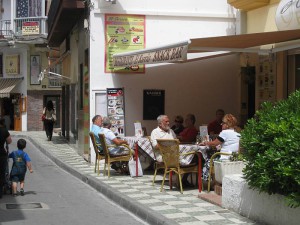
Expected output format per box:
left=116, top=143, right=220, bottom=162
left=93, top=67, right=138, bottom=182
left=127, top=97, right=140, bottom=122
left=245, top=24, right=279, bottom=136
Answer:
left=107, top=88, right=125, bottom=137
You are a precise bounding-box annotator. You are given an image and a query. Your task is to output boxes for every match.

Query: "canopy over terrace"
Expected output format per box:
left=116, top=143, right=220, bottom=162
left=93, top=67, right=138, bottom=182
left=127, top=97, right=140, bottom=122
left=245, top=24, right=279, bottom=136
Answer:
left=113, top=29, right=300, bottom=67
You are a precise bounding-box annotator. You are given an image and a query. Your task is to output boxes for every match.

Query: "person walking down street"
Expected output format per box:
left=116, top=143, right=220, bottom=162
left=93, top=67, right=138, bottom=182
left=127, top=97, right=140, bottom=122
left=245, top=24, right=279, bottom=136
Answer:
left=0, top=118, right=12, bottom=198
left=9, top=139, right=33, bottom=196
left=43, top=100, right=56, bottom=141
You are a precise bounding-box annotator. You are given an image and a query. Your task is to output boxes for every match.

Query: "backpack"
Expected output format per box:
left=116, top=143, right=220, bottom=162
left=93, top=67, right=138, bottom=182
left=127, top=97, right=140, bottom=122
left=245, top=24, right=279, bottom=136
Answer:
left=10, top=152, right=27, bottom=176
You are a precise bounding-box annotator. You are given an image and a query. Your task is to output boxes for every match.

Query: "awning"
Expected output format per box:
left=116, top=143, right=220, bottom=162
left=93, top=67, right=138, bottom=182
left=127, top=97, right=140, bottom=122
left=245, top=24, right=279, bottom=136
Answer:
left=0, top=78, right=23, bottom=98
left=113, top=29, right=300, bottom=67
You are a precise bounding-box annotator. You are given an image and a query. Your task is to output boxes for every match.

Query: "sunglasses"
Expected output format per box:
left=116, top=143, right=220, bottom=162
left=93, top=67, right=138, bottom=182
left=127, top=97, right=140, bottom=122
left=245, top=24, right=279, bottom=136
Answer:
left=175, top=120, right=182, bottom=123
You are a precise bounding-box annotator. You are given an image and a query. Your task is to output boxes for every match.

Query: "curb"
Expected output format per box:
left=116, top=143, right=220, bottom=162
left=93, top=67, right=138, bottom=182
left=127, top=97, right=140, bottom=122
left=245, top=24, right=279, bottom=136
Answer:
left=13, top=134, right=176, bottom=225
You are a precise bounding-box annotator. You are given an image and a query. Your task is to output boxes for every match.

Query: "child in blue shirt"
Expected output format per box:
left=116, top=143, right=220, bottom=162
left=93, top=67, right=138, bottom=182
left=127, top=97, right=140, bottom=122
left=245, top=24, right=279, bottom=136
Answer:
left=9, top=139, right=33, bottom=196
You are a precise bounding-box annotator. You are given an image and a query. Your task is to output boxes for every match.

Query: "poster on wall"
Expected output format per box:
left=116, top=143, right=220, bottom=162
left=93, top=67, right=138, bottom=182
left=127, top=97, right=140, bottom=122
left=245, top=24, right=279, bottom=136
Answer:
left=30, top=55, right=40, bottom=85
left=143, top=89, right=165, bottom=120
left=257, top=55, right=276, bottom=107
left=105, top=14, right=145, bottom=73
left=5, top=54, right=20, bottom=75
left=107, top=88, right=125, bottom=137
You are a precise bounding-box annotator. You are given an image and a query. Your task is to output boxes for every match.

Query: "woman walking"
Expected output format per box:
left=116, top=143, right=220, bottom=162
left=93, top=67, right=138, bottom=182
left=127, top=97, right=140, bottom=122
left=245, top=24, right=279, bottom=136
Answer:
left=43, top=100, right=56, bottom=141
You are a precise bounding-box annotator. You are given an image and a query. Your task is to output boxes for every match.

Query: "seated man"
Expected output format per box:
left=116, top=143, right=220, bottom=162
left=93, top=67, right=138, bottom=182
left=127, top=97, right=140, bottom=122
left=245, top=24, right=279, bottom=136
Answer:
left=90, top=115, right=103, bottom=152
left=177, top=114, right=198, bottom=143
left=100, top=117, right=132, bottom=173
left=150, top=115, right=176, bottom=162
left=207, top=109, right=225, bottom=136
left=100, top=117, right=130, bottom=155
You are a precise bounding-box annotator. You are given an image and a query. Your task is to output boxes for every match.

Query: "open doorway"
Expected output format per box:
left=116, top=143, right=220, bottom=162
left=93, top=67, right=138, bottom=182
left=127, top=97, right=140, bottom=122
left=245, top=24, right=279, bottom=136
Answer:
left=44, top=95, right=60, bottom=128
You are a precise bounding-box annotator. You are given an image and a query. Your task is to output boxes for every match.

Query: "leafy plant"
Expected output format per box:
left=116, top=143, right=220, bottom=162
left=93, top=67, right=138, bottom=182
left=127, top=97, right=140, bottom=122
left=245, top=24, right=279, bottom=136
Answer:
left=241, top=90, right=300, bottom=208
left=229, top=152, right=244, bottom=162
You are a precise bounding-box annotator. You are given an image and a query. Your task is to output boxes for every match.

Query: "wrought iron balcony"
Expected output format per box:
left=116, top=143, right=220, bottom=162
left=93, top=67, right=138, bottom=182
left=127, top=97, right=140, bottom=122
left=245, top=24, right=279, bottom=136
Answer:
left=14, top=16, right=48, bottom=37
left=0, top=20, right=13, bottom=39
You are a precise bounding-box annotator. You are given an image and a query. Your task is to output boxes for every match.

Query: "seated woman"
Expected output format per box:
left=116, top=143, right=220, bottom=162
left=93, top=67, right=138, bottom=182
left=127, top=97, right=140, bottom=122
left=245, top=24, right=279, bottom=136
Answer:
left=200, top=114, right=241, bottom=181
left=171, top=115, right=184, bottom=135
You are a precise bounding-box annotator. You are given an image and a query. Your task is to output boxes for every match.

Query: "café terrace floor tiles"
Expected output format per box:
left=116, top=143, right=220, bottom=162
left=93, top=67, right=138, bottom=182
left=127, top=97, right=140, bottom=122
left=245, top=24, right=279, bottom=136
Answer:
left=16, top=131, right=260, bottom=225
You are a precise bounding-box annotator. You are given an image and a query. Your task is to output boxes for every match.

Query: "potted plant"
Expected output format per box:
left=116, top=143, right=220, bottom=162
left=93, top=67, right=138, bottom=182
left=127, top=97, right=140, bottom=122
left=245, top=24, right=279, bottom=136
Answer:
left=241, top=90, right=300, bottom=208
left=214, top=152, right=246, bottom=184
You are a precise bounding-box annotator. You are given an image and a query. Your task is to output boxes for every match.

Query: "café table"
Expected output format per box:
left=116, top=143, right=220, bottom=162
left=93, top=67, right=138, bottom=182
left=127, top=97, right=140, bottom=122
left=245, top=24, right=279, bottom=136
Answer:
left=124, top=136, right=209, bottom=192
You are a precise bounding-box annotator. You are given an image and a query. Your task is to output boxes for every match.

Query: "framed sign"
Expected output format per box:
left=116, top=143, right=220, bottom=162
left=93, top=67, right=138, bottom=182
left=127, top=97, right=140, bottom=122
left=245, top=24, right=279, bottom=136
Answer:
left=143, top=89, right=165, bottom=120
left=30, top=55, right=40, bottom=85
left=5, top=54, right=20, bottom=75
left=107, top=88, right=125, bottom=137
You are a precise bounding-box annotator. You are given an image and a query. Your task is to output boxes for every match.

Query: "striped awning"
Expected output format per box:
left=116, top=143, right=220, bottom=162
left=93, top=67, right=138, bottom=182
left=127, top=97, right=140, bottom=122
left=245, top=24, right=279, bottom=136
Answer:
left=0, top=78, right=23, bottom=98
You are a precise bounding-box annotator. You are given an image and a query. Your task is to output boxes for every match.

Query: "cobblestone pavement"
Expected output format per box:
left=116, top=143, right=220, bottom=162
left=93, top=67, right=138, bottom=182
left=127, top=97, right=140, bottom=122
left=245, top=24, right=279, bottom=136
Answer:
left=11, top=131, right=260, bottom=225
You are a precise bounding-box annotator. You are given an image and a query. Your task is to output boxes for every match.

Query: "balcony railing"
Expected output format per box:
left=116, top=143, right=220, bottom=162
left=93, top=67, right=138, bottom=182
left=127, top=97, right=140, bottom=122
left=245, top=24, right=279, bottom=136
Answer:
left=14, top=16, right=47, bottom=36
left=0, top=20, right=13, bottom=39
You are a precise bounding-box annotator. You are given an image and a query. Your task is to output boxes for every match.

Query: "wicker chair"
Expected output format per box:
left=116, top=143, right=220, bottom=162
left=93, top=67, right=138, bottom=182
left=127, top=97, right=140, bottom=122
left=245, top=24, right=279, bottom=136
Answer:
left=156, top=139, right=199, bottom=194
left=89, top=132, right=105, bottom=175
left=146, top=136, right=165, bottom=185
left=98, top=133, right=132, bottom=178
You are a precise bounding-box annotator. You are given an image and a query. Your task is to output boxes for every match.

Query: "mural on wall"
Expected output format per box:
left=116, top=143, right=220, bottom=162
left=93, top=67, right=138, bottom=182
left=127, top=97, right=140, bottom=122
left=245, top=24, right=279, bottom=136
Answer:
left=257, top=55, right=277, bottom=107
left=5, top=55, right=20, bottom=75
left=105, top=14, right=145, bottom=73
left=30, top=55, right=40, bottom=84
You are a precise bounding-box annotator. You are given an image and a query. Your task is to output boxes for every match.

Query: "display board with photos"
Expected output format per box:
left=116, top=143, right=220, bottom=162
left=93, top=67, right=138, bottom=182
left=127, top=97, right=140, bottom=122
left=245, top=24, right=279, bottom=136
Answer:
left=257, top=55, right=276, bottom=107
left=107, top=88, right=125, bottom=137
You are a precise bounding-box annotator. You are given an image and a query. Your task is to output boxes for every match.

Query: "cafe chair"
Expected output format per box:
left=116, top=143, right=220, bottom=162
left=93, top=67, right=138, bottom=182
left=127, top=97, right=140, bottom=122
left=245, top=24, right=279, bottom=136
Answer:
left=89, top=132, right=105, bottom=175
left=146, top=136, right=165, bottom=185
left=98, top=133, right=132, bottom=178
left=156, top=139, right=199, bottom=194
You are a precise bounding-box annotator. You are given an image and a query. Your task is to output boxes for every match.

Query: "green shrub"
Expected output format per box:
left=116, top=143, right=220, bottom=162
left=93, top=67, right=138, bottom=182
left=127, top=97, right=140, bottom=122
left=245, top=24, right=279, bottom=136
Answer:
left=241, top=90, right=300, bottom=208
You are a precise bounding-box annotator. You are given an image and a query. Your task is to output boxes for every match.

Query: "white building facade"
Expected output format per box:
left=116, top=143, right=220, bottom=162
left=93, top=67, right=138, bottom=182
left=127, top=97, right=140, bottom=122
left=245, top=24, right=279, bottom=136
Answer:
left=88, top=0, right=240, bottom=163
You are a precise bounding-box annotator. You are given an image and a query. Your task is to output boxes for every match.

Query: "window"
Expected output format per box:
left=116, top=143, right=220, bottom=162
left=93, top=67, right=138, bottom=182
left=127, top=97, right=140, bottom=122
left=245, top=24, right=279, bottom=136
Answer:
left=16, top=0, right=42, bottom=18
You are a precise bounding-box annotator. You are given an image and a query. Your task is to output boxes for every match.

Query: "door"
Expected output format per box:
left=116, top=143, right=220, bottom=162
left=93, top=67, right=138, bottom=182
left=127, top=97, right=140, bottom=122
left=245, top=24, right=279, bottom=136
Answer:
left=45, top=95, right=60, bottom=128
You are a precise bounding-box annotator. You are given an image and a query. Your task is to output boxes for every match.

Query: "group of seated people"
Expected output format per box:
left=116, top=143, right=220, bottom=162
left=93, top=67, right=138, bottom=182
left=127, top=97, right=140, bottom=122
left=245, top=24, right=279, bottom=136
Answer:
left=91, top=115, right=132, bottom=173
left=150, top=111, right=241, bottom=186
left=91, top=109, right=241, bottom=186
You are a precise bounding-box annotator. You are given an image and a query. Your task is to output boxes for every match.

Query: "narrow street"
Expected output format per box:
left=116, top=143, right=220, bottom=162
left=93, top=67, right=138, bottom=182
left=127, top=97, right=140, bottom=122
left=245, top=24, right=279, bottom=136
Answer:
left=0, top=137, right=148, bottom=225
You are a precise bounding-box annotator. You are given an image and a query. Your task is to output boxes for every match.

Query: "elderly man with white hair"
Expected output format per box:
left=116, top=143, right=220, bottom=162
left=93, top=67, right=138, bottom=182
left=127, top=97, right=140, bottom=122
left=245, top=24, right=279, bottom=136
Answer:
left=150, top=115, right=176, bottom=162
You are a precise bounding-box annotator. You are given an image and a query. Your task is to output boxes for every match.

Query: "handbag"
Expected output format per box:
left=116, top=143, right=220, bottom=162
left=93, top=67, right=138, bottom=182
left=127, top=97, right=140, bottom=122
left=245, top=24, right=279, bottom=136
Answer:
left=41, top=114, right=46, bottom=121
left=129, top=156, right=143, bottom=177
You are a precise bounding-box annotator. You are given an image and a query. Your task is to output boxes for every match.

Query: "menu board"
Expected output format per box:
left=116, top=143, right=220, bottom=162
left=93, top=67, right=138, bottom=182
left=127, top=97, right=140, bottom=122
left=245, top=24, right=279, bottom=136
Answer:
left=107, top=88, right=125, bottom=137
left=105, top=14, right=145, bottom=73
left=257, top=55, right=276, bottom=107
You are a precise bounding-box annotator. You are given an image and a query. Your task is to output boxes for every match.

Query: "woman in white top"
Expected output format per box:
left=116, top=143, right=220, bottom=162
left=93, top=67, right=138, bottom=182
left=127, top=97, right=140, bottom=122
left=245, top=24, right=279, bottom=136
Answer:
left=200, top=114, right=241, bottom=180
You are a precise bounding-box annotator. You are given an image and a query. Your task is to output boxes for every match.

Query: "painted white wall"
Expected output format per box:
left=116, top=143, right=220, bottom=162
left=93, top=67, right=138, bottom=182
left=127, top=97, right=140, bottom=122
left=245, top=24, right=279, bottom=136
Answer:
left=89, top=1, right=240, bottom=164
left=223, top=174, right=300, bottom=225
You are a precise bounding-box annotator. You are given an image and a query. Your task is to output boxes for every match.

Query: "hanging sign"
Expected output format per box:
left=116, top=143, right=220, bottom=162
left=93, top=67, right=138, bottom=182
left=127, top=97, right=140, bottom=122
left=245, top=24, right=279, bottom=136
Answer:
left=22, top=21, right=40, bottom=35
left=113, top=44, right=188, bottom=67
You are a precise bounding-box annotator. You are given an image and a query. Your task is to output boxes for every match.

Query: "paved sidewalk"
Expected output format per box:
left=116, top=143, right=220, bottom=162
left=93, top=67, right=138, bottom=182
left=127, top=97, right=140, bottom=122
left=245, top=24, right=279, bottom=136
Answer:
left=11, top=131, right=259, bottom=225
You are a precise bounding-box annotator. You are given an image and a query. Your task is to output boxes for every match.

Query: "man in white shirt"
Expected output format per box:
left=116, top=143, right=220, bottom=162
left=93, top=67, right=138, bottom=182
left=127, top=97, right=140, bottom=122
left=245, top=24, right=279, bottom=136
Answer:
left=150, top=115, right=176, bottom=162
